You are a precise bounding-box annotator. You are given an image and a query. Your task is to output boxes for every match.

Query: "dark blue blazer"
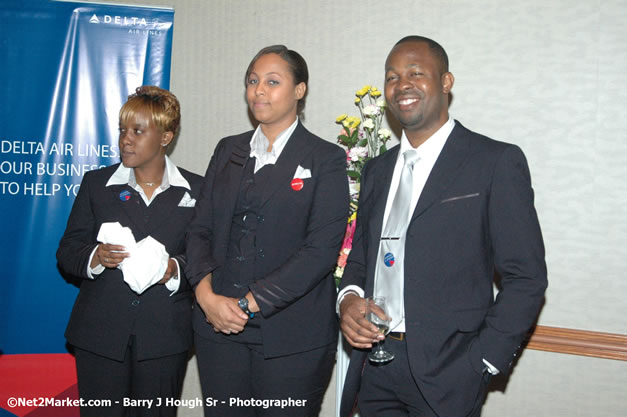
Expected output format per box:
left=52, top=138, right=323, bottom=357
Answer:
left=186, top=122, right=349, bottom=358
left=340, top=121, right=547, bottom=417
left=57, top=163, right=203, bottom=361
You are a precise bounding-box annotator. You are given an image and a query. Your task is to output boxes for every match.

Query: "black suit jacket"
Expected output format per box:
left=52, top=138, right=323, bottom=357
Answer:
left=186, top=122, right=349, bottom=358
left=340, top=121, right=547, bottom=417
left=57, top=163, right=203, bottom=361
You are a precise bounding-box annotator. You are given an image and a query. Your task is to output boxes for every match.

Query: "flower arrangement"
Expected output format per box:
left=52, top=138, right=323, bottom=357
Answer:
left=334, top=85, right=392, bottom=285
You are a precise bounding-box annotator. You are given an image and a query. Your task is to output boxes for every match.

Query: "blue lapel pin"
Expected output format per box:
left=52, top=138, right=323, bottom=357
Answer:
left=119, top=190, right=131, bottom=201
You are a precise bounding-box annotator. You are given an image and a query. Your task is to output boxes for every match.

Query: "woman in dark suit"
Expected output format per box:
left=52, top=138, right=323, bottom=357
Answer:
left=186, top=45, right=349, bottom=417
left=57, top=86, right=202, bottom=417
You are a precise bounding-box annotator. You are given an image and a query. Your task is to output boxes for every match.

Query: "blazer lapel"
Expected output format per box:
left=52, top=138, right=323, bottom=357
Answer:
left=109, top=184, right=145, bottom=234
left=215, top=134, right=252, bottom=218
left=368, top=147, right=398, bottom=249
left=260, top=122, right=314, bottom=207
left=364, top=147, right=398, bottom=295
left=410, top=121, right=471, bottom=222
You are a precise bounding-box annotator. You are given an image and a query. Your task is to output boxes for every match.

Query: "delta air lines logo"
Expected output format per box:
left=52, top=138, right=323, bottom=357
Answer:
left=88, top=14, right=156, bottom=27
left=88, top=13, right=165, bottom=35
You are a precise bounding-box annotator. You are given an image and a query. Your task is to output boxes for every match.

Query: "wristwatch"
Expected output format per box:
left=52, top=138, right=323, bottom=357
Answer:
left=238, top=297, right=255, bottom=319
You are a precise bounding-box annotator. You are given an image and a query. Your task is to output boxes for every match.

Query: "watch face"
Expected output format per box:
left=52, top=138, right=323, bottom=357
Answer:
left=238, top=297, right=254, bottom=318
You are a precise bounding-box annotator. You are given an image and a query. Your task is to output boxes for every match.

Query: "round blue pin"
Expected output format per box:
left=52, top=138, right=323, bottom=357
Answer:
left=384, top=252, right=395, bottom=267
left=119, top=190, right=131, bottom=201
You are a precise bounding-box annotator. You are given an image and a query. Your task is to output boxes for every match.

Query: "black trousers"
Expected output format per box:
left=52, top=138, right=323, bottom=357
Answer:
left=357, top=337, right=489, bottom=417
left=73, top=336, right=188, bottom=417
left=194, top=332, right=336, bottom=417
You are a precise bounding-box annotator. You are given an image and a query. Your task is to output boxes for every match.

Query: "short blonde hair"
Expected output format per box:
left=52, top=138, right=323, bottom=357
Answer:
left=119, top=86, right=181, bottom=133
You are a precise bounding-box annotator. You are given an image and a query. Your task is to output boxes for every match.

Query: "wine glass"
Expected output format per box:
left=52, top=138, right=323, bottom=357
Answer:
left=365, top=296, right=395, bottom=363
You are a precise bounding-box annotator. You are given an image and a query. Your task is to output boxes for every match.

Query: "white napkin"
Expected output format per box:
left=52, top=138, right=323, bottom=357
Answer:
left=178, top=191, right=196, bottom=207
left=96, top=222, right=169, bottom=294
left=293, top=165, right=312, bottom=179
left=122, top=236, right=169, bottom=294
left=97, top=222, right=136, bottom=256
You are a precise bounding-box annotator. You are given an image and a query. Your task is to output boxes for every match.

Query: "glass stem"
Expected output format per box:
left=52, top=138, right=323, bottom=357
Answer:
left=375, top=338, right=385, bottom=355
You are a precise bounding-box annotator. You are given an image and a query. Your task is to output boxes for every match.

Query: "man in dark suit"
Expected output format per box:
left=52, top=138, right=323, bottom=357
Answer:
left=338, top=36, right=547, bottom=417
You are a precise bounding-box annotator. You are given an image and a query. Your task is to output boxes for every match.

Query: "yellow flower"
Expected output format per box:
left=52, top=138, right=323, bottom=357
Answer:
left=355, top=97, right=361, bottom=104
left=355, top=88, right=366, bottom=98
left=336, top=114, right=348, bottom=123
left=370, top=90, right=382, bottom=98
left=348, top=117, right=361, bottom=129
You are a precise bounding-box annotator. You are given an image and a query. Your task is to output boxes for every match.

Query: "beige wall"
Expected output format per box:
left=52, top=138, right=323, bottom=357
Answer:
left=76, top=0, right=627, bottom=415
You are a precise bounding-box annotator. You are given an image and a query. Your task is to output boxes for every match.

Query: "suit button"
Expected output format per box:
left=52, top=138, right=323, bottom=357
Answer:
left=257, top=215, right=264, bottom=223
left=131, top=300, right=140, bottom=306
left=258, top=249, right=264, bottom=258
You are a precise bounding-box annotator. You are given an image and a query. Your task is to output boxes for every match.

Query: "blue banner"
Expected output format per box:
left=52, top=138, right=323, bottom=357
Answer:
left=0, top=1, right=173, bottom=413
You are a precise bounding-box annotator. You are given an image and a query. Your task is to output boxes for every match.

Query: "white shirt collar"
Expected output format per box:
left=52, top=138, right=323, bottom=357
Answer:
left=249, top=118, right=299, bottom=172
left=106, top=155, right=190, bottom=190
left=399, top=116, right=455, bottom=163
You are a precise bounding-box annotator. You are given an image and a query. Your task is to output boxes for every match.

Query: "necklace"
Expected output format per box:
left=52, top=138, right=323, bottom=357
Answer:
left=140, top=182, right=158, bottom=187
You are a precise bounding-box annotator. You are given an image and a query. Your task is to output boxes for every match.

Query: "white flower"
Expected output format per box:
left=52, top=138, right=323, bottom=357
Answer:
left=376, top=98, right=386, bottom=108
left=362, top=105, right=379, bottom=117
left=348, top=146, right=368, bottom=161
left=335, top=266, right=345, bottom=278
left=363, top=119, right=375, bottom=130
left=349, top=180, right=360, bottom=195
left=378, top=128, right=391, bottom=139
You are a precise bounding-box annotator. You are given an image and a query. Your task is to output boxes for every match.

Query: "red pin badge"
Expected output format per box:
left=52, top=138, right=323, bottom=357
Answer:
left=291, top=178, right=304, bottom=191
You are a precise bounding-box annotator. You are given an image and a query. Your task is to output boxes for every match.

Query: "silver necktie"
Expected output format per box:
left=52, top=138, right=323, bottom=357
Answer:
left=374, top=149, right=420, bottom=330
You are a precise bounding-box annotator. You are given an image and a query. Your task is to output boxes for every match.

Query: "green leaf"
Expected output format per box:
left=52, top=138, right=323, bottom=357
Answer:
left=358, top=139, right=368, bottom=147
left=347, top=170, right=361, bottom=179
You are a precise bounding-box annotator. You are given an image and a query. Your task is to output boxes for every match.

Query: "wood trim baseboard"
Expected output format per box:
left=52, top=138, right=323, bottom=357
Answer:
left=526, top=325, right=627, bottom=361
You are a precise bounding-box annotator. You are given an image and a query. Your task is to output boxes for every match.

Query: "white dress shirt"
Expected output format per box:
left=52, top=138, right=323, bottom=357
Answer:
left=87, top=156, right=191, bottom=294
left=249, top=118, right=298, bottom=172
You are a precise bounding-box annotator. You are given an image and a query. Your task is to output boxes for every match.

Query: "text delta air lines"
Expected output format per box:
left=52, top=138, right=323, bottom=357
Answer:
left=89, top=14, right=159, bottom=28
